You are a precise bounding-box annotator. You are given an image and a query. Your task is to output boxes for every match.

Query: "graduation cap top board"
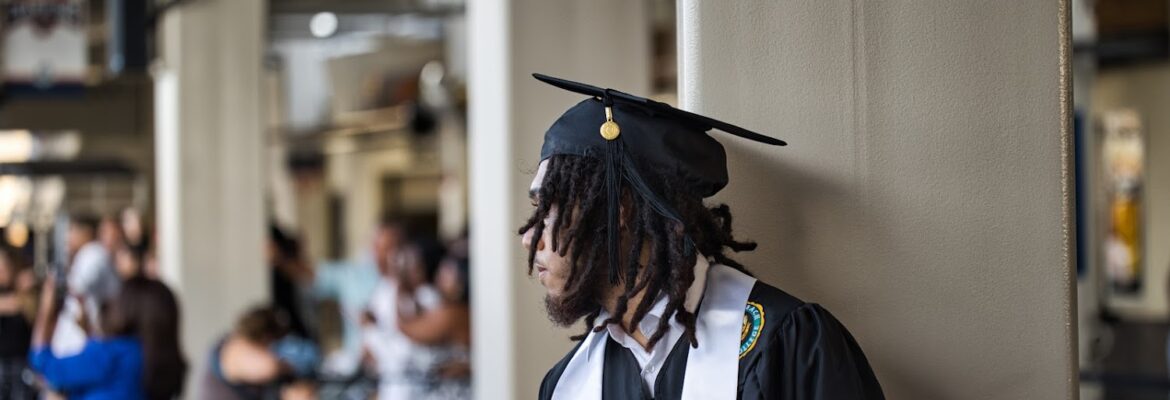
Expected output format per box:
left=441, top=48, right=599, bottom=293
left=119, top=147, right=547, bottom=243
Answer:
left=533, top=73, right=785, bottom=281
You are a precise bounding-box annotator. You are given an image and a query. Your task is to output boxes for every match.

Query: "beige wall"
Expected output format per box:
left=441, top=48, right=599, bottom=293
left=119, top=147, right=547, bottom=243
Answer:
left=1093, top=63, right=1170, bottom=320
left=680, top=1, right=1074, bottom=399
left=467, top=0, right=650, bottom=398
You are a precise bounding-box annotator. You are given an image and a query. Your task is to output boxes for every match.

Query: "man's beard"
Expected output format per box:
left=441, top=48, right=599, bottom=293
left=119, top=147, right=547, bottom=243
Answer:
left=544, top=291, right=600, bottom=327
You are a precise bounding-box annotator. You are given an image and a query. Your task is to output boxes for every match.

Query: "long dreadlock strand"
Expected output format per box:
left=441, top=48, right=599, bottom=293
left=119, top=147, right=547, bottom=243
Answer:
left=604, top=194, right=649, bottom=334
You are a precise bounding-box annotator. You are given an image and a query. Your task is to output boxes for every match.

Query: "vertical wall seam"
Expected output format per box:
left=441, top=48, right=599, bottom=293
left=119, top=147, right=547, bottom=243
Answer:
left=1057, top=0, right=1078, bottom=395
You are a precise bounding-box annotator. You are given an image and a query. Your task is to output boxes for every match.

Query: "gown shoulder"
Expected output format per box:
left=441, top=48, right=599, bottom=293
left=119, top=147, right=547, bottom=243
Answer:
left=738, top=280, right=885, bottom=400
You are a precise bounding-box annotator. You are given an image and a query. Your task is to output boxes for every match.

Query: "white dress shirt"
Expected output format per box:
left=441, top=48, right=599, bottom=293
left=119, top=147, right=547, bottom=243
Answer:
left=598, top=257, right=710, bottom=397
left=603, top=296, right=679, bottom=396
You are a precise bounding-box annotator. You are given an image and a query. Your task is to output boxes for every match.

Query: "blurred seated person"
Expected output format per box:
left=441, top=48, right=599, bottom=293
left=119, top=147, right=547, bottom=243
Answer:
left=397, top=253, right=471, bottom=399
left=0, top=250, right=37, bottom=399
left=202, top=306, right=320, bottom=400
left=30, top=276, right=187, bottom=400
left=54, top=214, right=122, bottom=356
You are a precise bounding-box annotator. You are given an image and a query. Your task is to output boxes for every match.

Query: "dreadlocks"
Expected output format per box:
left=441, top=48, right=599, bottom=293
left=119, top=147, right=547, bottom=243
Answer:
left=519, top=154, right=758, bottom=349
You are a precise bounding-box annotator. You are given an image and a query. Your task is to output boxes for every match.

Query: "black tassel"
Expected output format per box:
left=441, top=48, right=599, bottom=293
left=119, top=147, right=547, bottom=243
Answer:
left=605, top=138, right=623, bottom=284
left=620, top=152, right=697, bottom=259
left=621, top=153, right=682, bottom=223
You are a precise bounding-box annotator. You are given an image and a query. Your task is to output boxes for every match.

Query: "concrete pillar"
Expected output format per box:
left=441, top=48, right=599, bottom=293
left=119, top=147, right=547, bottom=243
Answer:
left=679, top=1, right=1074, bottom=398
left=467, top=0, right=650, bottom=398
left=153, top=1, right=268, bottom=396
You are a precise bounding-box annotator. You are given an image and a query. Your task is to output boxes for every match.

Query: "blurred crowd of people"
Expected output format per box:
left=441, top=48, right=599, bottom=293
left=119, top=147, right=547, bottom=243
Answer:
left=205, top=218, right=471, bottom=400
left=0, top=209, right=184, bottom=400
left=0, top=213, right=471, bottom=400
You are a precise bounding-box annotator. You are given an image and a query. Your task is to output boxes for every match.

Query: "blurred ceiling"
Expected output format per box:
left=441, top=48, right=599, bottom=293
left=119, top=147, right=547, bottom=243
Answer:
left=269, top=0, right=463, bottom=15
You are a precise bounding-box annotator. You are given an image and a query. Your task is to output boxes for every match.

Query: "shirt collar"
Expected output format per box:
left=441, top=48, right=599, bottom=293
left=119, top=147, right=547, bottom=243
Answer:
left=594, top=253, right=712, bottom=339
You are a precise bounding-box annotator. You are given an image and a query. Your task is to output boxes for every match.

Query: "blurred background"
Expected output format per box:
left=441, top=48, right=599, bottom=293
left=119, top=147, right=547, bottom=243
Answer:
left=0, top=0, right=678, bottom=399
left=1076, top=0, right=1170, bottom=399
left=6, top=0, right=1154, bottom=399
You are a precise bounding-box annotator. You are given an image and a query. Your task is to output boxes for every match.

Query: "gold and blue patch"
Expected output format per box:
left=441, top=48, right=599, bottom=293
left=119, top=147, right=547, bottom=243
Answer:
left=740, top=302, right=765, bottom=358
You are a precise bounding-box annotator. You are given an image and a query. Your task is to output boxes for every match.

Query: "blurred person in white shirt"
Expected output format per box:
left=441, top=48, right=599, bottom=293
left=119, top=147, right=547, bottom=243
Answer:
left=51, top=214, right=121, bottom=357
left=397, top=250, right=471, bottom=400
left=361, top=233, right=442, bottom=400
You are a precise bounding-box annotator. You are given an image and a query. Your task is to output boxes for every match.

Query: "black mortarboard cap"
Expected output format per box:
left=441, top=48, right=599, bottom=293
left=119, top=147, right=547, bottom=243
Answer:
left=533, top=73, right=785, bottom=282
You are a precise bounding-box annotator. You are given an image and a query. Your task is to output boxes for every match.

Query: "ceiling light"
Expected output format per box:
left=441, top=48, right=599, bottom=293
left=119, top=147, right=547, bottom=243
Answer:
left=310, top=12, right=339, bottom=38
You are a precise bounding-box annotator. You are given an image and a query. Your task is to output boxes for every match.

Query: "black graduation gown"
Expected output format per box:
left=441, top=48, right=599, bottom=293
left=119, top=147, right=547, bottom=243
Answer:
left=538, top=281, right=884, bottom=400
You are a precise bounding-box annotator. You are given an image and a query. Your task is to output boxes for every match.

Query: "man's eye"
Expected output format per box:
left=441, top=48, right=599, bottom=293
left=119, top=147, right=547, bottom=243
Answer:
left=530, top=200, right=539, bottom=207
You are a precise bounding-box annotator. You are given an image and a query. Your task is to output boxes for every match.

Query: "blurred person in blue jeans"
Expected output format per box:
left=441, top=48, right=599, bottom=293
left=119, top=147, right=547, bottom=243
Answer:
left=29, top=275, right=187, bottom=400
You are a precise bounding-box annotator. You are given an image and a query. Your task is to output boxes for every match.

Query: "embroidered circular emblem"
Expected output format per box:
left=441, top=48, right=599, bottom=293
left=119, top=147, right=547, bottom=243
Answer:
left=740, top=302, right=765, bottom=358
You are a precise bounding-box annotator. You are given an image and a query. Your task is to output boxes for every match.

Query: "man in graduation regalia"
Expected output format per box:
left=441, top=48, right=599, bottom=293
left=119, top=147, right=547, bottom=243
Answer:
left=520, top=74, right=884, bottom=400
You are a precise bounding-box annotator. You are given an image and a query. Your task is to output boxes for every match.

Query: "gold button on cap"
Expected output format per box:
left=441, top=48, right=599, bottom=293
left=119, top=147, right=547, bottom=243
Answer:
left=600, top=121, right=621, bottom=140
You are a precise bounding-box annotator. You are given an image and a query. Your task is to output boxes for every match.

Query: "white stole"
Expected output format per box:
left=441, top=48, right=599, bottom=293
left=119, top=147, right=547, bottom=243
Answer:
left=551, top=263, right=757, bottom=400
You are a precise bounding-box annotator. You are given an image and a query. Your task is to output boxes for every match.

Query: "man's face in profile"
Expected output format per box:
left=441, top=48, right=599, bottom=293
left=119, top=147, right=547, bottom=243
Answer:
left=522, top=160, right=572, bottom=299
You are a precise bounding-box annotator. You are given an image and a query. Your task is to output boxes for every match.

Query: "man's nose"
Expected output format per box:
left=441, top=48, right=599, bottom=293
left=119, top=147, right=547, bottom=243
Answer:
left=521, top=227, right=543, bottom=251
left=521, top=227, right=534, bottom=251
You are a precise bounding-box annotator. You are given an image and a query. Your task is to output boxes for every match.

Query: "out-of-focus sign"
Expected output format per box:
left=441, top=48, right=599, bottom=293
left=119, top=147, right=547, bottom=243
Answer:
left=2, top=0, right=88, bottom=89
left=1101, top=109, right=1145, bottom=295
